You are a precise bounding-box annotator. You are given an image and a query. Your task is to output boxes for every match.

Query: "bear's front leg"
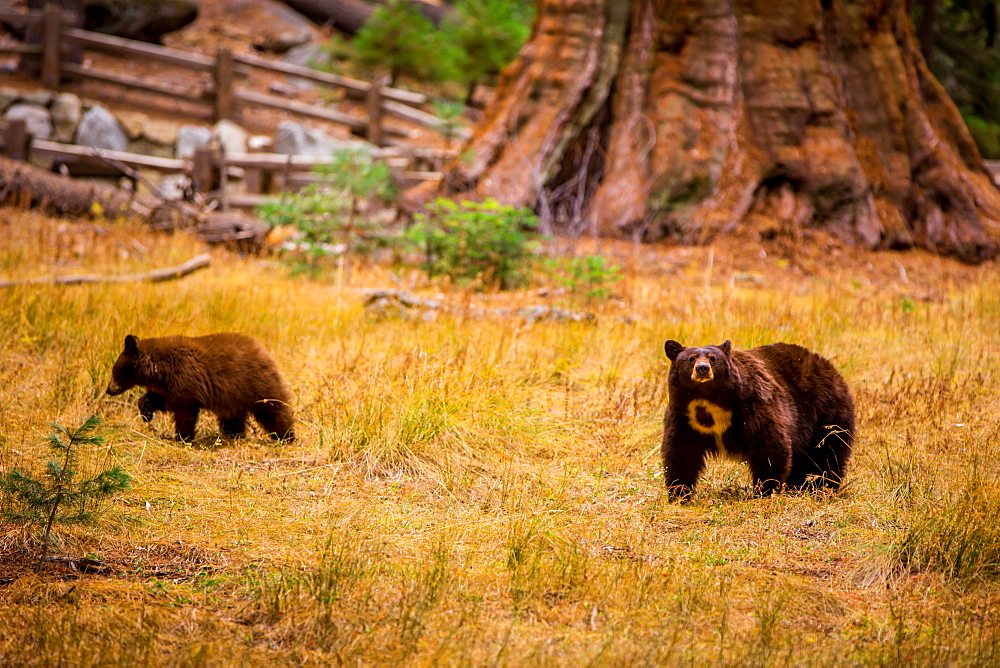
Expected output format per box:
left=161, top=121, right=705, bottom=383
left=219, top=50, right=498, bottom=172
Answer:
left=172, top=406, right=200, bottom=442
left=746, top=448, right=792, bottom=496
left=138, top=392, right=166, bottom=423
left=663, top=437, right=707, bottom=500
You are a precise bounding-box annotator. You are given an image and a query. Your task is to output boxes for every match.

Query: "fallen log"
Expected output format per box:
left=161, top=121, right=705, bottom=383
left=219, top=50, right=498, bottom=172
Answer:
left=0, top=155, right=271, bottom=251
left=0, top=253, right=211, bottom=287
left=0, top=155, right=155, bottom=219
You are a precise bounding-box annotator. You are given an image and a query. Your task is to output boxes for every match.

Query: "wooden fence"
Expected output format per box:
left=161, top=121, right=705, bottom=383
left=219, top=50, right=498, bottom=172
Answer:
left=0, top=5, right=469, bottom=143
left=0, top=117, right=453, bottom=211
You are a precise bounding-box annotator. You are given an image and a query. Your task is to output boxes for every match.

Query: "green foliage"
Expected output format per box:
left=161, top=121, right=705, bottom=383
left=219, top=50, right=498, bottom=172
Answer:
left=439, top=0, right=533, bottom=87
left=405, top=198, right=539, bottom=290
left=545, top=255, right=622, bottom=300
left=352, top=0, right=460, bottom=82
left=963, top=113, right=1000, bottom=158
left=431, top=99, right=466, bottom=143
left=256, top=149, right=397, bottom=268
left=913, top=1, right=1000, bottom=140
left=0, top=414, right=131, bottom=554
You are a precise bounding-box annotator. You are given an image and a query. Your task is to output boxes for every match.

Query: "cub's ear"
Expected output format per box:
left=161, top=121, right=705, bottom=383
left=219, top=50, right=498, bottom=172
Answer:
left=124, top=334, right=140, bottom=356
left=664, top=340, right=685, bottom=361
left=718, top=340, right=732, bottom=356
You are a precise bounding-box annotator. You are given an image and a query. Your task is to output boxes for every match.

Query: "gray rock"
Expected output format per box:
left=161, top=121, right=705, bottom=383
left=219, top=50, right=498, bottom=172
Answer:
left=281, top=42, right=329, bottom=90
left=251, top=1, right=318, bottom=54
left=74, top=105, right=128, bottom=151
left=273, top=121, right=373, bottom=158
left=5, top=103, right=52, bottom=140
left=515, top=305, right=596, bottom=324
left=50, top=93, right=82, bottom=142
left=211, top=119, right=249, bottom=155
left=84, top=0, right=199, bottom=44
left=175, top=124, right=211, bottom=159
left=156, top=173, right=191, bottom=200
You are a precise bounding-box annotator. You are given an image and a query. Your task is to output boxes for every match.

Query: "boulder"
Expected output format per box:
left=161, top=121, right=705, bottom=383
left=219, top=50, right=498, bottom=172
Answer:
left=175, top=124, right=211, bottom=159
left=74, top=105, right=129, bottom=151
left=211, top=119, right=249, bottom=155
left=50, top=93, right=83, bottom=142
left=83, top=0, right=199, bottom=44
left=281, top=42, right=329, bottom=90
left=5, top=103, right=52, bottom=140
left=116, top=110, right=149, bottom=140
left=144, top=119, right=179, bottom=147
left=273, top=121, right=373, bottom=159
left=250, top=1, right=318, bottom=54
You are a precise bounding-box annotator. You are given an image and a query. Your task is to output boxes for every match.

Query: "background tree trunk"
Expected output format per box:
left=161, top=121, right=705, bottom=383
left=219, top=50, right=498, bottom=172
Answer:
left=435, top=0, right=1000, bottom=263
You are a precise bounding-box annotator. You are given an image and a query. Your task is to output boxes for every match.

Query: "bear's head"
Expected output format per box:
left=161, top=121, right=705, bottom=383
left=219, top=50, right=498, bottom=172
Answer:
left=664, top=340, right=734, bottom=392
left=106, top=335, right=154, bottom=396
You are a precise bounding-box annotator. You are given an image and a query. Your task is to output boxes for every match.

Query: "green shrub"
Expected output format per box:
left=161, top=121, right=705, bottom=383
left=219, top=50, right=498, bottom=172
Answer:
left=256, top=149, right=397, bottom=267
left=545, top=255, right=622, bottom=300
left=405, top=198, right=539, bottom=290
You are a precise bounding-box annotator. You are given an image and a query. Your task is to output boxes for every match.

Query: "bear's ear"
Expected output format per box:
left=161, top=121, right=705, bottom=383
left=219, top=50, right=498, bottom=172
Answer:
left=123, top=334, right=140, bottom=356
left=718, top=340, right=732, bottom=356
left=664, top=340, right=685, bottom=361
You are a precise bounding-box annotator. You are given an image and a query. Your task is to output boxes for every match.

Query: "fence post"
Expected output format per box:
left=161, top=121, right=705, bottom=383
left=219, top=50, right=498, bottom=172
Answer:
left=4, top=119, right=30, bottom=160
left=365, top=76, right=388, bottom=147
left=214, top=47, right=235, bottom=122
left=41, top=3, right=63, bottom=88
left=192, top=147, right=220, bottom=196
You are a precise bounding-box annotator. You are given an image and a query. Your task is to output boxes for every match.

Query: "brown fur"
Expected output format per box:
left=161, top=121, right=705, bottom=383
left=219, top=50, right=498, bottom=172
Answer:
left=106, top=333, right=294, bottom=442
left=661, top=340, right=854, bottom=498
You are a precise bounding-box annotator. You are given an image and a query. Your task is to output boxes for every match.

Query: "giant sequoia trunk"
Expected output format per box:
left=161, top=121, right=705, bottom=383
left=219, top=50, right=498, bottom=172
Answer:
left=435, top=0, right=1000, bottom=263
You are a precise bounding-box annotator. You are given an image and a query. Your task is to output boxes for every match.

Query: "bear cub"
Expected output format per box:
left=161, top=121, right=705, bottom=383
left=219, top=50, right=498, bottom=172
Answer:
left=661, top=340, right=854, bottom=498
left=106, top=333, right=295, bottom=442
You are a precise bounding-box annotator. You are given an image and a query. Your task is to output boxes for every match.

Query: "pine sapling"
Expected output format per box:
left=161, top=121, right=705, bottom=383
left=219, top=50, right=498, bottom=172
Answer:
left=0, top=414, right=131, bottom=560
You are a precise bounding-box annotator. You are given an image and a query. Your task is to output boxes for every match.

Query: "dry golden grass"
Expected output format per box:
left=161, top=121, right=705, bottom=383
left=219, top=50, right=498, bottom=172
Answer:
left=2, top=206, right=1000, bottom=665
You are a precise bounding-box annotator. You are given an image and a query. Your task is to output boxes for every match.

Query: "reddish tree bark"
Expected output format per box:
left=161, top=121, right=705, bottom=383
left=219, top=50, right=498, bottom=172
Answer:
left=432, top=0, right=1000, bottom=263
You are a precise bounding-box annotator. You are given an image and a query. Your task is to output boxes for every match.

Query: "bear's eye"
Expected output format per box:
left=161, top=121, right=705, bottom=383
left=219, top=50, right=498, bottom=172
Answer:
left=708, top=354, right=716, bottom=361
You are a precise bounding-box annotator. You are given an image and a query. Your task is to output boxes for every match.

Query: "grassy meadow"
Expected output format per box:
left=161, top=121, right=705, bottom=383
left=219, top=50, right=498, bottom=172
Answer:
left=2, top=206, right=1000, bottom=665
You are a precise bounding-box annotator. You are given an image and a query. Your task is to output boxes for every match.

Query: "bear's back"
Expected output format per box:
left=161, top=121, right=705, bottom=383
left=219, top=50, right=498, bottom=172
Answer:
left=143, top=333, right=289, bottom=408
left=740, top=342, right=853, bottom=423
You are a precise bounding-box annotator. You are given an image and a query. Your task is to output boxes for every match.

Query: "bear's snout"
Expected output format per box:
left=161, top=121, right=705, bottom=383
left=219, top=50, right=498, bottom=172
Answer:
left=106, top=382, right=122, bottom=396
left=690, top=357, right=715, bottom=383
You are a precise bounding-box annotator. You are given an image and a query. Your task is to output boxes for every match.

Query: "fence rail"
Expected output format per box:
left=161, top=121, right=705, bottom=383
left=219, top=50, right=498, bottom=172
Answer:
left=0, top=118, right=448, bottom=211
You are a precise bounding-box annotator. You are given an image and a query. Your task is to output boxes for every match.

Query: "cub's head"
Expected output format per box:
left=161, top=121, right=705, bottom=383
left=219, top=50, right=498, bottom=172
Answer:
left=106, top=335, right=152, bottom=396
left=664, top=340, right=734, bottom=391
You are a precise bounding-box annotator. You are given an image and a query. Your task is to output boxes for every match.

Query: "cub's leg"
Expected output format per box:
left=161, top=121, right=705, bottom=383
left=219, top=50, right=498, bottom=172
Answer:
left=172, top=406, right=200, bottom=442
left=138, top=392, right=166, bottom=422
left=218, top=413, right=248, bottom=439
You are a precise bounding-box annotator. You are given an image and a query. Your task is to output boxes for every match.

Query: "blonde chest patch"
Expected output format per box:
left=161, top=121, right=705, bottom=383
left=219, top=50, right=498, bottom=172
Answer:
left=686, top=399, right=733, bottom=455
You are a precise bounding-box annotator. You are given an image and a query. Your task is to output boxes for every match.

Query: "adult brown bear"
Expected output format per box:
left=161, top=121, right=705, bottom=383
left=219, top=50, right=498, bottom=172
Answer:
left=661, top=340, right=854, bottom=498
left=106, top=333, right=294, bottom=442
